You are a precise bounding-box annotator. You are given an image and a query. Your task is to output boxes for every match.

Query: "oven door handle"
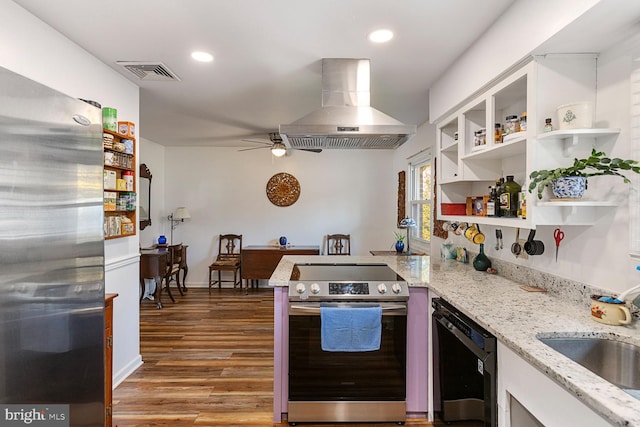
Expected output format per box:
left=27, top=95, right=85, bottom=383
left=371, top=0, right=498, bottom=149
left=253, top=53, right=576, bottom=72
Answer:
left=289, top=303, right=407, bottom=315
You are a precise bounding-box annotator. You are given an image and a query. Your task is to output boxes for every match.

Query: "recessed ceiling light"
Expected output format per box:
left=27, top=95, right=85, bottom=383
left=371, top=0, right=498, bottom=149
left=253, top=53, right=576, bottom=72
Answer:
left=191, top=51, right=214, bottom=62
left=368, top=29, right=394, bottom=43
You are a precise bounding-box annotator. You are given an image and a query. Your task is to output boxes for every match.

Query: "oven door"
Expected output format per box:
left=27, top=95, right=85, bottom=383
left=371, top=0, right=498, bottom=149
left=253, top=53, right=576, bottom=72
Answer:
left=288, top=302, right=407, bottom=402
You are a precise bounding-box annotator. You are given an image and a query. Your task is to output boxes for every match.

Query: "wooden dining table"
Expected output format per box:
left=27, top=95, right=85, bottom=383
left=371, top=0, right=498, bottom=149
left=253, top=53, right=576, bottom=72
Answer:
left=241, top=245, right=320, bottom=287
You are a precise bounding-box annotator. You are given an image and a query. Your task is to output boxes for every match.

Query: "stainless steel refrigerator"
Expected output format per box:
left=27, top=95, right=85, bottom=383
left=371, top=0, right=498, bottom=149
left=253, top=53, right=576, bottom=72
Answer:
left=0, top=66, right=105, bottom=426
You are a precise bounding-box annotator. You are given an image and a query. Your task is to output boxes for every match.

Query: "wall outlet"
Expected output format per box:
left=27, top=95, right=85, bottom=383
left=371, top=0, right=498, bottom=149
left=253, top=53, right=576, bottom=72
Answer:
left=518, top=239, right=528, bottom=259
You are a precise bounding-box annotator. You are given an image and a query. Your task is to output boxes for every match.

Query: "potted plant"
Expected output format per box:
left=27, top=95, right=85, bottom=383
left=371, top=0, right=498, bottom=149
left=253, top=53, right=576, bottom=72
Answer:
left=528, top=149, right=640, bottom=199
left=394, top=232, right=405, bottom=253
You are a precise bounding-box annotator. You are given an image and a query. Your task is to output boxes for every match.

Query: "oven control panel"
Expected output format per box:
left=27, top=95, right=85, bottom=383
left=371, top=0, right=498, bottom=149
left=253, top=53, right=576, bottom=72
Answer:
left=289, top=281, right=410, bottom=301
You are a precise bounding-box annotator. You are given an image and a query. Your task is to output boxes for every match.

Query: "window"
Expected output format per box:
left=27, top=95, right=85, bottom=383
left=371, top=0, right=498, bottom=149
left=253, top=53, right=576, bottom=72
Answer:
left=408, top=151, right=432, bottom=246
left=630, top=55, right=640, bottom=256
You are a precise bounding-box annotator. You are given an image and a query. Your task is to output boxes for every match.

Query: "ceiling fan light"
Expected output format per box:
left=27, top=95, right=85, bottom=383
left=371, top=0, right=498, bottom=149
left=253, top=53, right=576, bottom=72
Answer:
left=271, top=142, right=287, bottom=157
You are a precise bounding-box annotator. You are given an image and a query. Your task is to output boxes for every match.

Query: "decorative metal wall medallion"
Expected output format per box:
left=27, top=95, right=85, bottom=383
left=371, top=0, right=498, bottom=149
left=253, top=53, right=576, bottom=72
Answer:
left=266, top=172, right=300, bottom=206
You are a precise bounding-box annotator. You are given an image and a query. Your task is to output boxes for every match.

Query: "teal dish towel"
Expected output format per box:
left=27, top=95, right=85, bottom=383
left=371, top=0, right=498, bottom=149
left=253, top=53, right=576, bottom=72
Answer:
left=320, top=306, right=382, bottom=352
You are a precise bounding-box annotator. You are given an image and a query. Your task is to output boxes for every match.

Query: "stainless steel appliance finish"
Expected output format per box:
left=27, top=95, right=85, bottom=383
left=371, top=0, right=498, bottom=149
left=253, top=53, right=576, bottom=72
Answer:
left=279, top=58, right=417, bottom=149
left=287, top=263, right=408, bottom=424
left=0, top=66, right=105, bottom=425
left=432, top=298, right=497, bottom=427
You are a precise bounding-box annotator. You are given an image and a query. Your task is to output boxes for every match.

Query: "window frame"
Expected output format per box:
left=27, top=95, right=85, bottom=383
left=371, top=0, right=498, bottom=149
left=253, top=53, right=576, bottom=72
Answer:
left=407, top=149, right=432, bottom=252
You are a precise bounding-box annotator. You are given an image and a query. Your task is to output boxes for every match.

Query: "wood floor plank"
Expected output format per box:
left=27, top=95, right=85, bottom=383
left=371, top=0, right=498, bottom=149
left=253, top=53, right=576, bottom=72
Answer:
left=112, top=287, right=457, bottom=426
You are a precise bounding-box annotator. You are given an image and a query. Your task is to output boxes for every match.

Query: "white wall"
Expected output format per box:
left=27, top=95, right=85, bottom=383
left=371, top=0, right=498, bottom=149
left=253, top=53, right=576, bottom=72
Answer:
left=158, top=147, right=397, bottom=286
left=1, top=0, right=142, bottom=385
left=429, top=0, right=601, bottom=123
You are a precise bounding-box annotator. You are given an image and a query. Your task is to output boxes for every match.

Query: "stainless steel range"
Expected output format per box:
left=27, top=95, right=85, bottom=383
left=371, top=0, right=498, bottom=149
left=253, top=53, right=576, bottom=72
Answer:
left=287, top=263, right=409, bottom=424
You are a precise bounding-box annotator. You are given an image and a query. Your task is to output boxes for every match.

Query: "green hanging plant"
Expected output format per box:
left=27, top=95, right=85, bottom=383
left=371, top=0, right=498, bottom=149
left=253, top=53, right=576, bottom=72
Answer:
left=528, top=148, right=640, bottom=199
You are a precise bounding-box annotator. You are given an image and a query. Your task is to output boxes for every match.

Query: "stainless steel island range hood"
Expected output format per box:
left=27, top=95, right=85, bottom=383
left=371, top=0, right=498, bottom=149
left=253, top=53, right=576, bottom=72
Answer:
left=279, top=58, right=416, bottom=150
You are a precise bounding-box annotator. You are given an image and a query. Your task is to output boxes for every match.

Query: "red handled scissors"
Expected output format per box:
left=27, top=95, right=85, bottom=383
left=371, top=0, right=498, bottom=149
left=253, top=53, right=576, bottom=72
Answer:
left=554, top=228, right=565, bottom=262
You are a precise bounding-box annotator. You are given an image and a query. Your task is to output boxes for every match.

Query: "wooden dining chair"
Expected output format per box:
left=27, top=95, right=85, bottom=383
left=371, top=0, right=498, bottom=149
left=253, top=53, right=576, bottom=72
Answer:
left=208, top=234, right=243, bottom=293
left=326, top=233, right=351, bottom=255
left=154, top=246, right=181, bottom=308
left=167, top=243, right=184, bottom=296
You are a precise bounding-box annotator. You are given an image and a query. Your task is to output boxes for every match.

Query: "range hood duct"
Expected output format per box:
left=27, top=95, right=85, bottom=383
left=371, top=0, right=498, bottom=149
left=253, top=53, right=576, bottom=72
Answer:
left=279, top=59, right=416, bottom=149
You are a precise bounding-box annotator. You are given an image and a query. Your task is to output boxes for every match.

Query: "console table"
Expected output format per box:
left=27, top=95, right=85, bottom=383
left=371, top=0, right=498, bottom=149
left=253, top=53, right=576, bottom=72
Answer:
left=242, top=245, right=320, bottom=286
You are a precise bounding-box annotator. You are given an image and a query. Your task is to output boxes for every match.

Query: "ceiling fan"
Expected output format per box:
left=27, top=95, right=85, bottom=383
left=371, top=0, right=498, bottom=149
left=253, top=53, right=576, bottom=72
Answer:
left=239, top=132, right=322, bottom=156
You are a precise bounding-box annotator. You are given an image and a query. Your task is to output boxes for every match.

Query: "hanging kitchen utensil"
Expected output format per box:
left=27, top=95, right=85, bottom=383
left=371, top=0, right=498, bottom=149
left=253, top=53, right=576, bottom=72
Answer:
left=495, top=229, right=503, bottom=250
left=524, top=229, right=545, bottom=256
left=553, top=228, right=565, bottom=262
left=511, top=228, right=522, bottom=257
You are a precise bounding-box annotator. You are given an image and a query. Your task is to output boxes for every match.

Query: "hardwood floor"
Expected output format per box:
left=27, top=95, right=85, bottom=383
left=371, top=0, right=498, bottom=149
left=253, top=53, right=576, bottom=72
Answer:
left=112, top=287, right=475, bottom=427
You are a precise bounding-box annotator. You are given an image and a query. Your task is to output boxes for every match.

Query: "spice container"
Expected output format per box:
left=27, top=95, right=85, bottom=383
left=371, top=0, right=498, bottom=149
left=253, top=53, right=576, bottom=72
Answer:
left=473, top=128, right=487, bottom=149
left=544, top=118, right=553, bottom=132
left=519, top=112, right=527, bottom=132
left=123, top=171, right=134, bottom=191
left=504, top=115, right=520, bottom=136
left=102, top=107, right=117, bottom=131
left=494, top=123, right=503, bottom=144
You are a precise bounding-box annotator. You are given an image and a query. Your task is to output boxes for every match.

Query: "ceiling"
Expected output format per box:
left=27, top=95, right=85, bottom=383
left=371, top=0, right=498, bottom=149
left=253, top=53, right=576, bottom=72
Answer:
left=14, top=0, right=516, bottom=148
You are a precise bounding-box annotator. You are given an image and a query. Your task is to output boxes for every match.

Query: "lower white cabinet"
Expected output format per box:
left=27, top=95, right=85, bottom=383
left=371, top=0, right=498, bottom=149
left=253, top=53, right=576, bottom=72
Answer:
left=497, top=342, right=612, bottom=427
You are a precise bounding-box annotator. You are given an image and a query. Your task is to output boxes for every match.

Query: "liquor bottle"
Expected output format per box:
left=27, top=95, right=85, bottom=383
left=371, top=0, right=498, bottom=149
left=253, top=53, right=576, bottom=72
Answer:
left=486, top=186, right=497, bottom=217
left=494, top=179, right=504, bottom=217
left=499, top=175, right=521, bottom=218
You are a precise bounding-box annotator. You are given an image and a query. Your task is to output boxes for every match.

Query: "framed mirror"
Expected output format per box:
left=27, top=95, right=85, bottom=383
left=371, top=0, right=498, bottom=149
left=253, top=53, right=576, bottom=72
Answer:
left=139, top=163, right=152, bottom=230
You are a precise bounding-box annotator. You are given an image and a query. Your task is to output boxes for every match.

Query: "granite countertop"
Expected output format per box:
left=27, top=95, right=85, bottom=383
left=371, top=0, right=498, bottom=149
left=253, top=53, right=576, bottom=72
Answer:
left=268, top=254, right=430, bottom=287
left=431, top=260, right=640, bottom=427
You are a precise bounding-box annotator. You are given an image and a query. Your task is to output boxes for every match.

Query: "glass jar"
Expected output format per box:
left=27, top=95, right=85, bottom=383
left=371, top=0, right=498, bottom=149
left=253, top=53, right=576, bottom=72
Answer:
left=544, top=118, right=553, bottom=132
left=519, top=112, right=527, bottom=132
left=474, top=128, right=487, bottom=148
left=504, top=115, right=520, bottom=136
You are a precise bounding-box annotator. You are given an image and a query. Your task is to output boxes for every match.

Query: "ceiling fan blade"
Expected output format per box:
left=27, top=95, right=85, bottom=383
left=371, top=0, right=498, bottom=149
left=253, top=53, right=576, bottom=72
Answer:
left=294, top=148, right=323, bottom=153
left=238, top=146, right=269, bottom=152
left=241, top=138, right=272, bottom=146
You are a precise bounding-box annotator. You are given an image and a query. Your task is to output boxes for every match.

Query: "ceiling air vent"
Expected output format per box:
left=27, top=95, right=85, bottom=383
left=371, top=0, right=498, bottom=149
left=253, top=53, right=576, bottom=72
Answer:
left=116, top=62, right=180, bottom=81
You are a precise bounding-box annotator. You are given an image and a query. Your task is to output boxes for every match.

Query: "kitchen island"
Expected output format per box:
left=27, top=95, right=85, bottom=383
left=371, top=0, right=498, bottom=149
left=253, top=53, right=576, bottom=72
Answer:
left=269, top=255, right=430, bottom=423
left=430, top=261, right=640, bottom=427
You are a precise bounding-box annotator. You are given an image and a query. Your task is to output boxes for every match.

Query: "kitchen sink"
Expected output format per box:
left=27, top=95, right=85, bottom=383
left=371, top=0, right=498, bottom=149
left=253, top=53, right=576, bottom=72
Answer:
left=538, top=336, right=640, bottom=392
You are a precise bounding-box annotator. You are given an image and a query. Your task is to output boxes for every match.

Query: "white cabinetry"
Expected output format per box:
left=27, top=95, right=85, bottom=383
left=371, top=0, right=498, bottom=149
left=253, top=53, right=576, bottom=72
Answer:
left=436, top=54, right=618, bottom=228
left=498, top=342, right=612, bottom=427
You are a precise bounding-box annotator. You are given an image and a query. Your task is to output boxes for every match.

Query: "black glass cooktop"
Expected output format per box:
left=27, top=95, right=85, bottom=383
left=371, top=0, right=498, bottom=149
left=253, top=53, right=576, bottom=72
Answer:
left=291, top=263, right=403, bottom=282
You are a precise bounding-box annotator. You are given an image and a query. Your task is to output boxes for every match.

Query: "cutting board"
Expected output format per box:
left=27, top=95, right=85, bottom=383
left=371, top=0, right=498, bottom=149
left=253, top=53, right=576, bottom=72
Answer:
left=519, top=285, right=547, bottom=293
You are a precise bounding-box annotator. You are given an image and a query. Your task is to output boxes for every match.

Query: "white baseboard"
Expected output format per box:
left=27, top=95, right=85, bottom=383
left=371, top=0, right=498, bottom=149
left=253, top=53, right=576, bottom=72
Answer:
left=112, top=355, right=143, bottom=389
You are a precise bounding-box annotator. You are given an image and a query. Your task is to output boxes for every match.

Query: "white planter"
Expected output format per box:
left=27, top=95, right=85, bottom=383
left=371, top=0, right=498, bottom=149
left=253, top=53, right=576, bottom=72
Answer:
left=556, top=102, right=593, bottom=130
